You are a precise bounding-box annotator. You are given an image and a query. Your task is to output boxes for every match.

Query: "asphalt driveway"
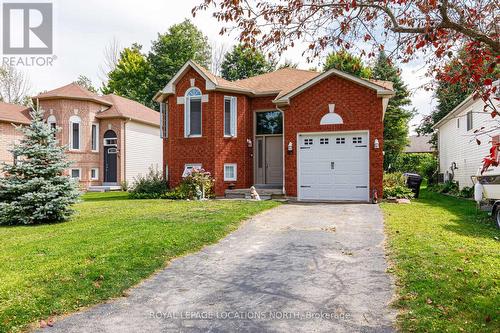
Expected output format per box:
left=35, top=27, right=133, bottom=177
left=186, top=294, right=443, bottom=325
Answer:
left=42, top=203, right=396, bottom=333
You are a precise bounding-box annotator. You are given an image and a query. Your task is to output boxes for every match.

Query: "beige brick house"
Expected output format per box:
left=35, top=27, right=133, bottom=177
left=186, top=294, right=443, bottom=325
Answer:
left=0, top=102, right=31, bottom=168
left=0, top=84, right=162, bottom=189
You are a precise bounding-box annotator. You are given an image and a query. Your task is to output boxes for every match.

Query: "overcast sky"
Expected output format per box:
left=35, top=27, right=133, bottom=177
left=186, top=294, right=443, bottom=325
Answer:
left=5, top=0, right=435, bottom=133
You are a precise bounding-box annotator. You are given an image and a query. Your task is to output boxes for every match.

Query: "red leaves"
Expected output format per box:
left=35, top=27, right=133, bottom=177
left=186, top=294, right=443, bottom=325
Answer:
left=415, top=40, right=426, bottom=49
left=484, top=78, right=493, bottom=86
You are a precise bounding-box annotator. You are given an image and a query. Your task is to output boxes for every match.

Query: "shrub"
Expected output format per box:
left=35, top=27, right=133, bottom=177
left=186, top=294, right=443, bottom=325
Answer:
left=428, top=181, right=459, bottom=195
left=391, top=153, right=438, bottom=182
left=383, top=172, right=415, bottom=199
left=129, top=167, right=168, bottom=199
left=161, top=188, right=187, bottom=200
left=459, top=186, right=474, bottom=198
left=178, top=168, right=214, bottom=200
left=120, top=180, right=129, bottom=192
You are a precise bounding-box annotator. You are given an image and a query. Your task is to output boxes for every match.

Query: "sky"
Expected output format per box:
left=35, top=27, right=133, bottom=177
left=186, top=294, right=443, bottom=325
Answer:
left=2, top=0, right=435, bottom=133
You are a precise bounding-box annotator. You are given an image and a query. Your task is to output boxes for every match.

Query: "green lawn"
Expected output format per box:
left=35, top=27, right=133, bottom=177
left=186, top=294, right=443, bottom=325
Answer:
left=381, top=189, right=500, bottom=332
left=0, top=193, right=279, bottom=332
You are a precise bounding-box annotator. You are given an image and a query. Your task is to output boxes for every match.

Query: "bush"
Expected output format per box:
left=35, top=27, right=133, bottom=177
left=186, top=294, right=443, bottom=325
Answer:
left=383, top=172, right=415, bottom=199
left=161, top=188, right=187, bottom=200
left=459, top=186, right=474, bottom=198
left=391, top=153, right=438, bottom=182
left=129, top=167, right=168, bottom=199
left=177, top=168, right=214, bottom=199
left=120, top=180, right=129, bottom=192
left=428, top=181, right=459, bottom=195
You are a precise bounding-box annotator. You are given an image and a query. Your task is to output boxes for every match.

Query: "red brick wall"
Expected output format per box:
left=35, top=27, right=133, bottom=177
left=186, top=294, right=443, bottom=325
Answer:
left=283, top=75, right=384, bottom=199
left=163, top=68, right=253, bottom=196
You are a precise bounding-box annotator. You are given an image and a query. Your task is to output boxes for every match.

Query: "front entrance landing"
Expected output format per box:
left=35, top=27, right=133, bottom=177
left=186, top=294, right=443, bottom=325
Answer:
left=42, top=204, right=396, bottom=333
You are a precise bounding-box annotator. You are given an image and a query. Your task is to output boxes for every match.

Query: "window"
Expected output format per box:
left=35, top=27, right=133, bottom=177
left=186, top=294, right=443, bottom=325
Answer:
left=69, top=116, right=81, bottom=150
left=224, top=96, right=237, bottom=137
left=466, top=111, right=473, bottom=131
left=304, top=138, right=313, bottom=145
left=70, top=169, right=81, bottom=180
left=320, top=138, right=329, bottom=145
left=182, top=164, right=202, bottom=177
left=47, top=115, right=56, bottom=139
left=336, top=137, right=346, bottom=144
left=90, top=168, right=98, bottom=180
left=256, top=111, right=283, bottom=135
left=91, top=124, right=99, bottom=151
left=184, top=88, right=202, bottom=137
left=353, top=137, right=363, bottom=144
left=224, top=164, right=237, bottom=181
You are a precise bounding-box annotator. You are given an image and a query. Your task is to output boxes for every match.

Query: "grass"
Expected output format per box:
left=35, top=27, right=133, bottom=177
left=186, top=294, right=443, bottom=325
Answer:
left=0, top=192, right=279, bottom=332
left=381, top=189, right=500, bottom=332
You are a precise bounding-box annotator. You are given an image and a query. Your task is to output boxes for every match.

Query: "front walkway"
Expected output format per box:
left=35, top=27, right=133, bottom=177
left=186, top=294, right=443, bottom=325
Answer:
left=43, top=203, right=396, bottom=332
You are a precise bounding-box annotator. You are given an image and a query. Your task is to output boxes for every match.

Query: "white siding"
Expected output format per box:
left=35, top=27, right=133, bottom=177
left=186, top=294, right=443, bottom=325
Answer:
left=437, top=98, right=499, bottom=189
left=125, top=121, right=162, bottom=185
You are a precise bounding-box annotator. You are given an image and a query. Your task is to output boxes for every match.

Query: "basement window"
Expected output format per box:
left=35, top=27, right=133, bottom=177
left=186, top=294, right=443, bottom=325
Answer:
left=224, top=164, right=237, bottom=181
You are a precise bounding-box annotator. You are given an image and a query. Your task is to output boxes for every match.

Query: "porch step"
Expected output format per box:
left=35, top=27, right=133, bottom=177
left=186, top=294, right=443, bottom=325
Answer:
left=225, top=188, right=285, bottom=200
left=87, top=186, right=122, bottom=192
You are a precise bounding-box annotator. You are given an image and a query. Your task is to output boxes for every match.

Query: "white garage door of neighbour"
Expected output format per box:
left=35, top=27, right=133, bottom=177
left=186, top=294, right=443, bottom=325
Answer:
left=298, top=132, right=369, bottom=201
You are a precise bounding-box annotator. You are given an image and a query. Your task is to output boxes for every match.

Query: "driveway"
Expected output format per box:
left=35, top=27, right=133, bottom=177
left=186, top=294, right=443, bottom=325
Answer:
left=43, top=203, right=396, bottom=333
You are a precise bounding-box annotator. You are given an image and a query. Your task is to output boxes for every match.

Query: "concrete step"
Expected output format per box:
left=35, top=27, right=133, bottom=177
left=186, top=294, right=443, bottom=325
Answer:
left=88, top=186, right=122, bottom=192
left=225, top=188, right=284, bottom=200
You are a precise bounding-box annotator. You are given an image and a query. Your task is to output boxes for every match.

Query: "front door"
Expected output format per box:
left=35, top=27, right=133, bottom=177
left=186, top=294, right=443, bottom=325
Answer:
left=255, top=136, right=283, bottom=186
left=103, top=130, right=118, bottom=184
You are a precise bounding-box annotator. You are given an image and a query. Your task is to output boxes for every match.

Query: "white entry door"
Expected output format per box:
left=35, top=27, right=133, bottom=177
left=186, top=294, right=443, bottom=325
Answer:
left=298, top=132, right=369, bottom=201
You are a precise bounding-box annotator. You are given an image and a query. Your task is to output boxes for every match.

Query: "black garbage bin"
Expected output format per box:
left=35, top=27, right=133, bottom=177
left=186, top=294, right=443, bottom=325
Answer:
left=404, top=173, right=423, bottom=198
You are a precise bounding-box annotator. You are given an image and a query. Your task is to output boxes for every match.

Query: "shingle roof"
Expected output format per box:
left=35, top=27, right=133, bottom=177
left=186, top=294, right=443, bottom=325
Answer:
left=405, top=135, right=435, bottom=153
left=0, top=101, right=31, bottom=125
left=96, top=94, right=159, bottom=127
left=33, top=83, right=112, bottom=106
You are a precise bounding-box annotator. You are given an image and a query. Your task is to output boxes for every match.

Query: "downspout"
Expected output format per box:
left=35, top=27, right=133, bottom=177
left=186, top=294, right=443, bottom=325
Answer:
left=276, top=106, right=286, bottom=196
left=123, top=117, right=131, bottom=185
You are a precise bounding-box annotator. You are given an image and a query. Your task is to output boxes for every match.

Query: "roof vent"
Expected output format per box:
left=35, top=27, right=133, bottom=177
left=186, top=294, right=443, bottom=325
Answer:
left=320, top=104, right=343, bottom=125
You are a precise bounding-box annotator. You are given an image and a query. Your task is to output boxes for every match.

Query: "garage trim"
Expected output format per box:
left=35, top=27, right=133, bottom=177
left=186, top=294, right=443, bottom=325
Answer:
left=296, top=130, right=370, bottom=202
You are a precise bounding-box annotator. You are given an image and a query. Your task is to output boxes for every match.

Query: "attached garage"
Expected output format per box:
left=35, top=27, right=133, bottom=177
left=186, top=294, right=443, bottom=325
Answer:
left=298, top=132, right=370, bottom=202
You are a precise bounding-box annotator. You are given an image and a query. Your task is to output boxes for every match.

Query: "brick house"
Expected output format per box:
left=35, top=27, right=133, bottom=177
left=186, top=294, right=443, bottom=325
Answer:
left=0, top=84, right=162, bottom=189
left=155, top=61, right=394, bottom=201
left=0, top=102, right=31, bottom=169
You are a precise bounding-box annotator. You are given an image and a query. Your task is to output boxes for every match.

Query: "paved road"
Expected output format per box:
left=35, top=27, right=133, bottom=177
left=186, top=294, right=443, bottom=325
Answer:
left=42, top=203, right=396, bottom=333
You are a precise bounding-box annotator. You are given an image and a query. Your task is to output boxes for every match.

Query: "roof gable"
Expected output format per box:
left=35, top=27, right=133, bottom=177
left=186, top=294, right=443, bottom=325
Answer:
left=96, top=94, right=160, bottom=127
left=33, top=83, right=112, bottom=106
left=0, top=101, right=31, bottom=124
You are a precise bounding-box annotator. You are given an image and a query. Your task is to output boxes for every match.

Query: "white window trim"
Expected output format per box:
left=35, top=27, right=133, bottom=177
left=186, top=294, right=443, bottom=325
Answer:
left=69, top=116, right=81, bottom=151
left=183, top=163, right=202, bottom=178
left=90, top=168, right=99, bottom=180
left=224, top=96, right=237, bottom=138
left=184, top=87, right=202, bottom=138
left=70, top=168, right=81, bottom=180
left=91, top=123, right=99, bottom=152
left=224, top=163, right=237, bottom=181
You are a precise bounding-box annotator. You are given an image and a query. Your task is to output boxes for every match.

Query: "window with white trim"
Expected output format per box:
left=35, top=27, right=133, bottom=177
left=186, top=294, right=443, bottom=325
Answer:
left=224, top=96, right=237, bottom=137
left=184, top=88, right=202, bottom=137
left=69, top=115, right=81, bottom=150
left=70, top=169, right=81, bottom=180
left=304, top=138, right=313, bottom=145
left=352, top=137, right=363, bottom=144
left=182, top=163, right=202, bottom=177
left=320, top=138, right=329, bottom=145
left=336, top=137, right=346, bottom=144
left=224, top=164, right=237, bottom=181
left=90, top=168, right=99, bottom=180
left=91, top=123, right=99, bottom=151
left=47, top=115, right=57, bottom=139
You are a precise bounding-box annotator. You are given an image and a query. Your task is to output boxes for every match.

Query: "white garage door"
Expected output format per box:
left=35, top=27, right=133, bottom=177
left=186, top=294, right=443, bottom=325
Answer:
left=298, top=132, right=369, bottom=201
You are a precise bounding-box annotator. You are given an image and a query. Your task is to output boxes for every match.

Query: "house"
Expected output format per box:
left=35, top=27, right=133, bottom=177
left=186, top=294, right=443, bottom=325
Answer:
left=155, top=60, right=394, bottom=201
left=433, top=87, right=500, bottom=189
left=404, top=135, right=434, bottom=154
left=0, top=84, right=162, bottom=189
left=0, top=102, right=31, bottom=167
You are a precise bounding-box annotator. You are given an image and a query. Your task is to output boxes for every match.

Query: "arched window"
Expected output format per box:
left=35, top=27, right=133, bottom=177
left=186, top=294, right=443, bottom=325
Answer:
left=47, top=115, right=57, bottom=138
left=184, top=87, right=202, bottom=137
left=69, top=115, right=81, bottom=150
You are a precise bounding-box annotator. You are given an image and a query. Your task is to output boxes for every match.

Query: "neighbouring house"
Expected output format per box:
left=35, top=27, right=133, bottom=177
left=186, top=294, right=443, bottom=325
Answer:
left=433, top=85, right=500, bottom=189
left=0, top=84, right=162, bottom=189
left=0, top=102, right=31, bottom=168
left=155, top=60, right=394, bottom=201
left=404, top=135, right=434, bottom=154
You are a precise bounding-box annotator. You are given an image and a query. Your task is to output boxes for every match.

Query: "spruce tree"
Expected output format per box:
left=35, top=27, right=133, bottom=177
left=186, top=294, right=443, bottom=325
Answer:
left=371, top=52, right=414, bottom=170
left=0, top=107, right=80, bottom=225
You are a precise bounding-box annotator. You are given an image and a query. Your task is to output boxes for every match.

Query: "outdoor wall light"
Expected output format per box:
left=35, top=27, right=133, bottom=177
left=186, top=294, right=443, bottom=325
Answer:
left=374, top=138, right=380, bottom=149
left=288, top=142, right=293, bottom=154
left=247, top=138, right=252, bottom=148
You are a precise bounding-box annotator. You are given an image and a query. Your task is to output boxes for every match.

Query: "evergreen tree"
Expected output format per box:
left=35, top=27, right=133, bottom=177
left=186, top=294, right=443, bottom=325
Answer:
left=371, top=52, right=414, bottom=170
left=0, top=107, right=80, bottom=225
left=323, top=50, right=371, bottom=78
left=221, top=45, right=274, bottom=81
